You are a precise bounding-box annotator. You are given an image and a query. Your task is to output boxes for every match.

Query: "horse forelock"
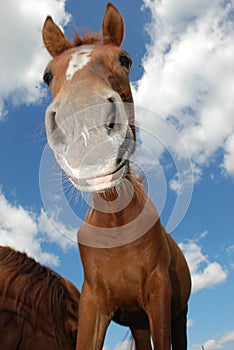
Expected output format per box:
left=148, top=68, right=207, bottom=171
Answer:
left=73, top=31, right=102, bottom=47
left=0, top=246, right=78, bottom=348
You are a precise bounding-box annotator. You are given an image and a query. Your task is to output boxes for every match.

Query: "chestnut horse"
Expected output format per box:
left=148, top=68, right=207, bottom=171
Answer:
left=0, top=246, right=80, bottom=349
left=42, top=3, right=191, bottom=349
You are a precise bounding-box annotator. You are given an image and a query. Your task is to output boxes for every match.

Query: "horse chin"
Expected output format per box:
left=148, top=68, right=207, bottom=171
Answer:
left=70, top=161, right=128, bottom=193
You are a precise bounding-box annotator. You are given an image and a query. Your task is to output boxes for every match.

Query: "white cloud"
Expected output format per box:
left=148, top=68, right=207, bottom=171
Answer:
left=169, top=163, right=202, bottom=193
left=134, top=0, right=234, bottom=176
left=179, top=238, right=228, bottom=293
left=225, top=244, right=234, bottom=270
left=0, top=190, right=76, bottom=266
left=190, top=330, right=234, bottom=350
left=38, top=208, right=77, bottom=251
left=0, top=0, right=70, bottom=119
left=220, top=331, right=234, bottom=345
left=187, top=319, right=195, bottom=328
left=222, top=133, right=234, bottom=176
left=114, top=340, right=133, bottom=350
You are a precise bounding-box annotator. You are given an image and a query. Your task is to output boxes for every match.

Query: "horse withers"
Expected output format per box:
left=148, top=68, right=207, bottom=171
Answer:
left=42, top=3, right=191, bottom=349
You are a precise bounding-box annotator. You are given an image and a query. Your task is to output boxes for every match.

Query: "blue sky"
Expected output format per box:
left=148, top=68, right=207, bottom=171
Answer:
left=0, top=0, right=234, bottom=349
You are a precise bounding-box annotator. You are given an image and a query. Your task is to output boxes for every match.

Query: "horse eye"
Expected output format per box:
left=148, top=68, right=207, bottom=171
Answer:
left=119, top=54, right=132, bottom=72
left=43, top=70, right=53, bottom=86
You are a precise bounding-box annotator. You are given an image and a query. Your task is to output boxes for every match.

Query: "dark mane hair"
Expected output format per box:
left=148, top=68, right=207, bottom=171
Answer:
left=73, top=31, right=102, bottom=46
left=0, top=246, right=78, bottom=348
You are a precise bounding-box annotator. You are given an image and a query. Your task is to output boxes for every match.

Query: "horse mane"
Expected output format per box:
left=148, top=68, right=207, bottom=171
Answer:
left=126, top=169, right=147, bottom=202
left=73, top=31, right=102, bottom=46
left=0, top=246, right=78, bottom=348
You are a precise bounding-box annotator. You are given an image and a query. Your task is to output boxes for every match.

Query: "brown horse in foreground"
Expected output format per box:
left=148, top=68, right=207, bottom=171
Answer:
left=42, top=3, right=191, bottom=349
left=0, top=246, right=80, bottom=349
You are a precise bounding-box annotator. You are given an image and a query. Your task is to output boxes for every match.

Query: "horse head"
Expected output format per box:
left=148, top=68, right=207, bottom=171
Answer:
left=43, top=3, right=135, bottom=192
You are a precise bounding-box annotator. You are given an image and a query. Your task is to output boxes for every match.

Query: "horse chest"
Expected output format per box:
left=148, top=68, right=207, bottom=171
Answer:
left=79, top=232, right=165, bottom=305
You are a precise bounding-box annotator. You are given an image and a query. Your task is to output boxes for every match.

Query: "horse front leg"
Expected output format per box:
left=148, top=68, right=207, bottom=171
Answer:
left=131, top=328, right=152, bottom=350
left=171, top=306, right=189, bottom=350
left=145, top=270, right=172, bottom=350
left=75, top=284, right=111, bottom=350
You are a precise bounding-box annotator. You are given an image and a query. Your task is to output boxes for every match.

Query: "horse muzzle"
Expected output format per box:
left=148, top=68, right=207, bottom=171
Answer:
left=45, top=95, right=134, bottom=192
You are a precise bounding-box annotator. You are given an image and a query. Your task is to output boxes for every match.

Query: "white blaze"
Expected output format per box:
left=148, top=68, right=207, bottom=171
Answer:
left=66, top=46, right=93, bottom=80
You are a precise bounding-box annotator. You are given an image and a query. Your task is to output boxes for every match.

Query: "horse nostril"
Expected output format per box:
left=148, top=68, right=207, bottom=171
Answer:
left=50, top=110, right=57, bottom=133
left=45, top=102, right=61, bottom=134
left=107, top=111, right=115, bottom=131
left=107, top=98, right=116, bottom=133
left=45, top=108, right=67, bottom=154
left=45, top=107, right=57, bottom=135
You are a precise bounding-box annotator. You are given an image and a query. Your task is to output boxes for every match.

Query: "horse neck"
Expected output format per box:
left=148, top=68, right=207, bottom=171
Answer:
left=86, top=172, right=147, bottom=228
left=79, top=170, right=159, bottom=248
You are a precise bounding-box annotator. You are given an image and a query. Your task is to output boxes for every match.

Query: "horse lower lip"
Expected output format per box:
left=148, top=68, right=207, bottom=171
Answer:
left=69, top=162, right=128, bottom=192
left=85, top=162, right=127, bottom=191
left=87, top=174, right=113, bottom=187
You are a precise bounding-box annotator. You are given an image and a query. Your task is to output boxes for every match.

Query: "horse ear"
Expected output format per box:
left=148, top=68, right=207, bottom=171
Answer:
left=42, top=16, right=74, bottom=57
left=102, top=3, right=124, bottom=46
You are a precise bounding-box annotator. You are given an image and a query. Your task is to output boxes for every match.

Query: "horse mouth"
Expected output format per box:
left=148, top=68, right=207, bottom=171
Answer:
left=70, top=161, right=128, bottom=192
